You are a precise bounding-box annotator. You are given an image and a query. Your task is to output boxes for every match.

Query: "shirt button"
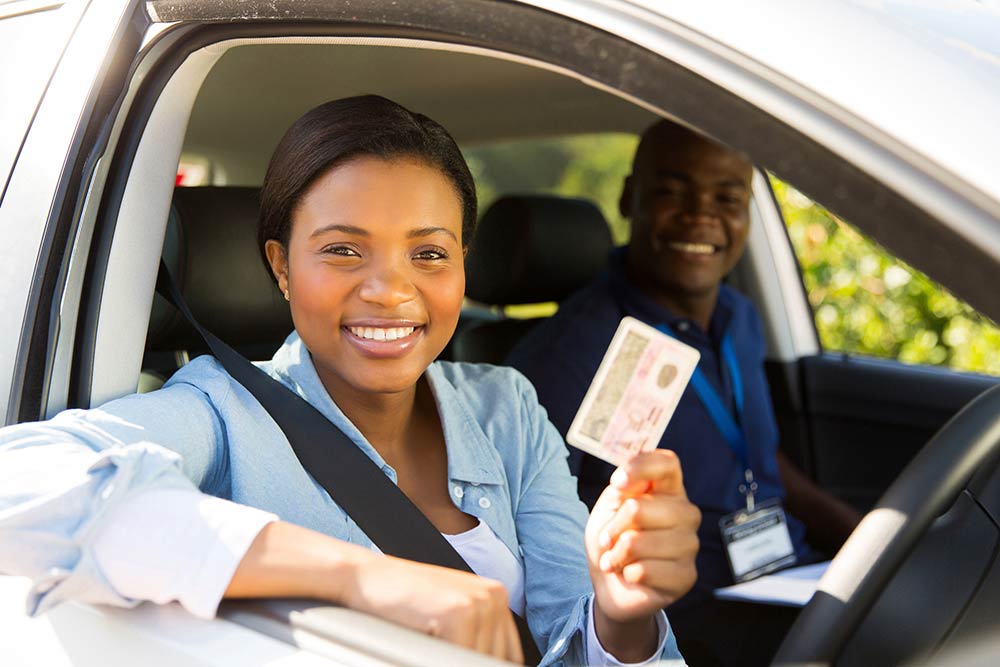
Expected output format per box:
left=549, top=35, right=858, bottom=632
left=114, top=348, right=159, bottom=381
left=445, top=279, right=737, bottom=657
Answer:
left=677, top=321, right=690, bottom=332
left=478, top=497, right=491, bottom=509
left=453, top=486, right=464, bottom=499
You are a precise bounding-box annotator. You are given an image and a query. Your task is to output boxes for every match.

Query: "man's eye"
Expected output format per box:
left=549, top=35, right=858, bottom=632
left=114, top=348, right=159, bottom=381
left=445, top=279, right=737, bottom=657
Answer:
left=718, top=194, right=743, bottom=206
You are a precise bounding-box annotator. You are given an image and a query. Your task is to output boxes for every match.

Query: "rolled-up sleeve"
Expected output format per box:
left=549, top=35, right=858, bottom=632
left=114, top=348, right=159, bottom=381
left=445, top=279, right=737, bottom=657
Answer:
left=90, top=488, right=276, bottom=618
left=0, top=376, right=232, bottom=615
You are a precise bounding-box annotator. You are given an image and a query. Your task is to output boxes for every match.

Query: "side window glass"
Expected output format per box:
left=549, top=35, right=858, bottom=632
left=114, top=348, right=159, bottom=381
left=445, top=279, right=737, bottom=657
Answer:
left=771, top=176, right=1000, bottom=376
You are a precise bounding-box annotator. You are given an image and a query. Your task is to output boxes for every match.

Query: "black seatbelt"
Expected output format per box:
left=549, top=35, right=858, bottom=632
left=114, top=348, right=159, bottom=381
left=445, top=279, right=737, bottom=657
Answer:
left=155, top=262, right=541, bottom=665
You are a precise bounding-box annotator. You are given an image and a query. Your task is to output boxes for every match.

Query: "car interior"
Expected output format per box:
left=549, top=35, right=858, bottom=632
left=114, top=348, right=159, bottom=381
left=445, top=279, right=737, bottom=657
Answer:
left=36, top=8, right=1000, bottom=665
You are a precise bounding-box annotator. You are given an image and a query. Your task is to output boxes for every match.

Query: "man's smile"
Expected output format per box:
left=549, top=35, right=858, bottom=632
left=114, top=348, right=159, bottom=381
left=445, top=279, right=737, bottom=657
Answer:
left=667, top=241, right=718, bottom=256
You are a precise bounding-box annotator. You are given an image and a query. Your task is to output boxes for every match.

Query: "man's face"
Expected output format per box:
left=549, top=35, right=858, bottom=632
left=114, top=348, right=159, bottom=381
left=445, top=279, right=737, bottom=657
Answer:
left=623, top=131, right=753, bottom=302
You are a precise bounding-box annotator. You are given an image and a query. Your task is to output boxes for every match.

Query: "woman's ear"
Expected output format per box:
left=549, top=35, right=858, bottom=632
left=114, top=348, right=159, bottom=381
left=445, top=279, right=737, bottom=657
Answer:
left=264, top=240, right=290, bottom=294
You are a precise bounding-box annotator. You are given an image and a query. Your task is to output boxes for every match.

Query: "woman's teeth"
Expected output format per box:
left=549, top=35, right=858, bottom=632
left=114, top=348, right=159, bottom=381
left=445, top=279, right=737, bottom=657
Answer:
left=347, top=326, right=417, bottom=341
left=669, top=241, right=716, bottom=255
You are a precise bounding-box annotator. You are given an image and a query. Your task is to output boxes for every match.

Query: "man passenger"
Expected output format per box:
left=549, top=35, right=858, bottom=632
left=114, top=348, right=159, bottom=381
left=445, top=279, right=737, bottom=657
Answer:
left=507, top=120, right=861, bottom=666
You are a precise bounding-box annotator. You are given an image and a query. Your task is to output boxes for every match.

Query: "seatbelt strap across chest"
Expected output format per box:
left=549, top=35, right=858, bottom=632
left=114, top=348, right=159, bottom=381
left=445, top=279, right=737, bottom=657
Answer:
left=156, top=262, right=541, bottom=665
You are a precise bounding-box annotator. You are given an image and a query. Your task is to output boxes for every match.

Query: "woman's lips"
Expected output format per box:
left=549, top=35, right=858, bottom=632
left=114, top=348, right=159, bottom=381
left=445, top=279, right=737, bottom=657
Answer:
left=342, top=323, right=424, bottom=359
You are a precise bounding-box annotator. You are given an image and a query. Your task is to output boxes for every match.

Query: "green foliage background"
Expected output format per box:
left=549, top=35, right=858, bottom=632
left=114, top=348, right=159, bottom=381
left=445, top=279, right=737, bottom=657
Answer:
left=771, top=177, right=1000, bottom=375
left=465, top=135, right=1000, bottom=376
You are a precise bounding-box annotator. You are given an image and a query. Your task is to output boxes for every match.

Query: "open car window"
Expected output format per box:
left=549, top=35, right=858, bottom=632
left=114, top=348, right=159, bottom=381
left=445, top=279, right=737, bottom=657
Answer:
left=773, top=176, right=1000, bottom=377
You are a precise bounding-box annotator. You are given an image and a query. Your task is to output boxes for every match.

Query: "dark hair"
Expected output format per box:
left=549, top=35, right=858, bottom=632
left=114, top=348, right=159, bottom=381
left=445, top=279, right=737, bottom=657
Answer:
left=257, top=95, right=477, bottom=275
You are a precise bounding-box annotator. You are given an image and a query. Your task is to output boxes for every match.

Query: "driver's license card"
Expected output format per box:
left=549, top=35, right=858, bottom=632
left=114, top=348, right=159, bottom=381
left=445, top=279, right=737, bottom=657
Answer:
left=565, top=317, right=700, bottom=467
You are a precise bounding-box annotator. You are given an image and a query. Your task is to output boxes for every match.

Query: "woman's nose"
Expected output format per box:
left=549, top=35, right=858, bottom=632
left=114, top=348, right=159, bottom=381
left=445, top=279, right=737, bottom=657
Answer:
left=357, top=260, right=418, bottom=307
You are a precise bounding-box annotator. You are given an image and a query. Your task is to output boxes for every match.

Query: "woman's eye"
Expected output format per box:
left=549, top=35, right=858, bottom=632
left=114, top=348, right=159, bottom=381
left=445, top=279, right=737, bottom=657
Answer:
left=413, top=248, right=449, bottom=261
left=322, top=245, right=360, bottom=257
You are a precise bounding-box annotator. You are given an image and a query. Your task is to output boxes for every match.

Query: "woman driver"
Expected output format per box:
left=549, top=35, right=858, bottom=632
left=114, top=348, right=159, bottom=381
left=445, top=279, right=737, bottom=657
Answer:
left=0, top=96, right=699, bottom=665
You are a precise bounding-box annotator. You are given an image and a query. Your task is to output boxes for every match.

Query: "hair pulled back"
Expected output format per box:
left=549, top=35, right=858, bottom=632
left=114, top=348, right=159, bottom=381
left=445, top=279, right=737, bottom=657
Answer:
left=257, top=95, right=477, bottom=276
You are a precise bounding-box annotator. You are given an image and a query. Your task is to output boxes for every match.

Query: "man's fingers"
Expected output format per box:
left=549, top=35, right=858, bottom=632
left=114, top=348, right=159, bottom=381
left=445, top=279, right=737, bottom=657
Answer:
left=598, top=527, right=699, bottom=573
left=610, top=449, right=685, bottom=497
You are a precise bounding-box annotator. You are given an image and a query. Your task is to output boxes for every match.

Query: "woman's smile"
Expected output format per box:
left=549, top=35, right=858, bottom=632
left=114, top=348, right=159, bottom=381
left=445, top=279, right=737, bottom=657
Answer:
left=342, top=321, right=426, bottom=359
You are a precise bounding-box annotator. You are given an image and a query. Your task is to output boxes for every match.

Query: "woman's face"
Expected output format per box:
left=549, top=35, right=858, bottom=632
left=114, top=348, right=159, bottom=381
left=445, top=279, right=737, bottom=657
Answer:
left=267, top=156, right=466, bottom=397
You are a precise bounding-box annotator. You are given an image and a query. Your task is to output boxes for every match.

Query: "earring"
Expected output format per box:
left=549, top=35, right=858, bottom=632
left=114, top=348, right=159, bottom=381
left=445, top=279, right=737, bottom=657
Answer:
left=283, top=289, right=290, bottom=302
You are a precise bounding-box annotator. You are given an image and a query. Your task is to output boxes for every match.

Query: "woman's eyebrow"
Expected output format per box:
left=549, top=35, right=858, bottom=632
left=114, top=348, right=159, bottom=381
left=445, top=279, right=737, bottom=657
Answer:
left=309, top=223, right=368, bottom=239
left=407, top=227, right=458, bottom=242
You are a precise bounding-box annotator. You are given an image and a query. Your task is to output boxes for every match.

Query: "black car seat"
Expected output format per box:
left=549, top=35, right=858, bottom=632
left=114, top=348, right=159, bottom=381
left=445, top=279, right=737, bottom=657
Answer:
left=452, top=194, right=613, bottom=364
left=140, top=186, right=292, bottom=391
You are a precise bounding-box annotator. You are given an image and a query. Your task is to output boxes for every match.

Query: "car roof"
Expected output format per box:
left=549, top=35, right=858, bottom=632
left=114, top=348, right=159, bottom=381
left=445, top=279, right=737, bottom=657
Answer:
left=618, top=0, right=1000, bottom=210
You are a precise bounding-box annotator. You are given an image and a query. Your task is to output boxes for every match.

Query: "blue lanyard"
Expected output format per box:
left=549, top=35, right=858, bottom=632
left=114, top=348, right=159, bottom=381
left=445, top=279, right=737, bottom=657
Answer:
left=655, top=324, right=748, bottom=471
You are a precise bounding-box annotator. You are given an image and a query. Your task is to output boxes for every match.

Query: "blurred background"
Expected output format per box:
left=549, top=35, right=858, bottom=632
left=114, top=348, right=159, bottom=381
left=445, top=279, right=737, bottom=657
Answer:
left=463, top=133, right=1000, bottom=377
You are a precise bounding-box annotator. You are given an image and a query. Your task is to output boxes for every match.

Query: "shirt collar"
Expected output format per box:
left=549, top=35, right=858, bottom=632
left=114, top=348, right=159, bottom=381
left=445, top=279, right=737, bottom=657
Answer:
left=607, top=246, right=736, bottom=342
left=264, top=332, right=502, bottom=486
left=425, top=365, right=505, bottom=486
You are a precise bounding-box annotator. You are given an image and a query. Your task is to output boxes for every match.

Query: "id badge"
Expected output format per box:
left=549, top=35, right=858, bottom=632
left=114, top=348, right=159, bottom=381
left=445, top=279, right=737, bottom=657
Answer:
left=719, top=498, right=797, bottom=582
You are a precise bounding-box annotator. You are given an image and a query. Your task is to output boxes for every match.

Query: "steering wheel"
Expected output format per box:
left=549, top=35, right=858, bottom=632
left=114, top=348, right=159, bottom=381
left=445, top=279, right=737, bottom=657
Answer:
left=772, top=384, right=1000, bottom=666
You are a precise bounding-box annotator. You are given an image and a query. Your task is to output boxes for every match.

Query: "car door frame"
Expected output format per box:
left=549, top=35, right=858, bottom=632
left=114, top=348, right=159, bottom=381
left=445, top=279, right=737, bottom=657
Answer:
left=0, top=0, right=149, bottom=425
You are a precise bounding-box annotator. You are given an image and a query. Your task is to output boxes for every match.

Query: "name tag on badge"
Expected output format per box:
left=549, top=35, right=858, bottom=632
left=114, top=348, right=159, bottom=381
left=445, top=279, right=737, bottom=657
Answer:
left=719, top=498, right=797, bottom=582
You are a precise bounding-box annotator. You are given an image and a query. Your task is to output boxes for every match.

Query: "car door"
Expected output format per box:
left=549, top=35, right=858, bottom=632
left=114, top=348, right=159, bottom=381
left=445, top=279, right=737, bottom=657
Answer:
left=0, top=0, right=148, bottom=425
left=753, top=178, right=1000, bottom=513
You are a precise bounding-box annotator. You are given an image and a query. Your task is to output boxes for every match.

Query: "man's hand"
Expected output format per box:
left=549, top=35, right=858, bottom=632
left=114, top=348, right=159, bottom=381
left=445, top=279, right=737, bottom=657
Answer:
left=585, top=450, right=700, bottom=660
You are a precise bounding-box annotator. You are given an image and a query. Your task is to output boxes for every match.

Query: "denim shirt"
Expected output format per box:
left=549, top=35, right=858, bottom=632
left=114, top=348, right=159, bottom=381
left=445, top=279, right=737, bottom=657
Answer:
left=0, top=332, right=683, bottom=666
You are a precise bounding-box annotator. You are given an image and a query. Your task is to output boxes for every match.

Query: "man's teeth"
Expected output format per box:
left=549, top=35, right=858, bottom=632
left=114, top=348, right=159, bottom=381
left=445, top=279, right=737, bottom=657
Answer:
left=669, top=241, right=715, bottom=255
left=348, top=326, right=416, bottom=341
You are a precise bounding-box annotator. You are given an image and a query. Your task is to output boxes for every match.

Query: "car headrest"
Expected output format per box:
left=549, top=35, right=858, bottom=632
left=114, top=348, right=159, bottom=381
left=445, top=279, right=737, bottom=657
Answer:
left=465, top=194, right=613, bottom=305
left=146, top=187, right=293, bottom=352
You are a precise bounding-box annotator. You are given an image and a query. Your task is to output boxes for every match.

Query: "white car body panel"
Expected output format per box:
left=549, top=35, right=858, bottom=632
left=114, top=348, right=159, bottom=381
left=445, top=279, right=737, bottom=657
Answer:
left=622, top=0, right=1000, bottom=207
left=0, top=576, right=341, bottom=666
left=0, top=0, right=136, bottom=421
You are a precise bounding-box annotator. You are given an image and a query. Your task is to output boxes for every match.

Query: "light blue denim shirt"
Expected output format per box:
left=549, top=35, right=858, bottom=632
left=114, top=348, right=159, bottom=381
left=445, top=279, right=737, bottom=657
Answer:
left=0, top=332, right=683, bottom=666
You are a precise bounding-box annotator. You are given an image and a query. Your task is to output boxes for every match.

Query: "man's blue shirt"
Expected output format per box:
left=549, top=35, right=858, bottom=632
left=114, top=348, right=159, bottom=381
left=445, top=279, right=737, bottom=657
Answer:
left=507, top=250, right=811, bottom=609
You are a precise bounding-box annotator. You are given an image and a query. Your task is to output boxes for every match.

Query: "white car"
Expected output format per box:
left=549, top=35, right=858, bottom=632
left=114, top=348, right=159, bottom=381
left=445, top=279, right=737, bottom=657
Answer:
left=1, top=1, right=999, bottom=665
